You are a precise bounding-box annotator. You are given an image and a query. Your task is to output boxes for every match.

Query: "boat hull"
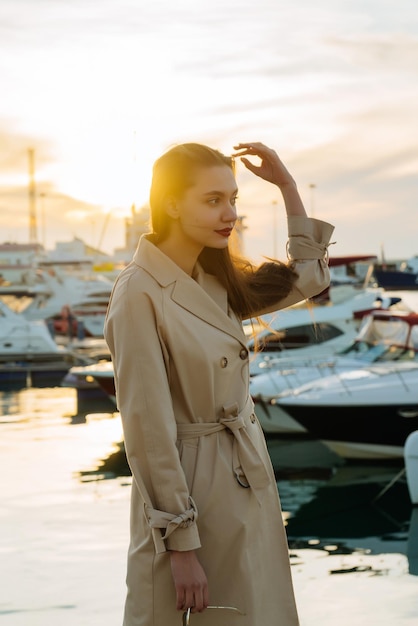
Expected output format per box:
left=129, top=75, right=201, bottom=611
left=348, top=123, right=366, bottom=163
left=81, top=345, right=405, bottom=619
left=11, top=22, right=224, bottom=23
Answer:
left=373, top=269, right=418, bottom=290
left=279, top=403, right=418, bottom=459
left=252, top=396, right=306, bottom=434
left=0, top=360, right=70, bottom=391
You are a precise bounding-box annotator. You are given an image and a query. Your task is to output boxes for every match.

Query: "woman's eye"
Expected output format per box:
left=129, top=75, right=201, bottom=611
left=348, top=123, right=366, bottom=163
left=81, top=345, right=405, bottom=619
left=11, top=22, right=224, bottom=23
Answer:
left=207, top=195, right=238, bottom=206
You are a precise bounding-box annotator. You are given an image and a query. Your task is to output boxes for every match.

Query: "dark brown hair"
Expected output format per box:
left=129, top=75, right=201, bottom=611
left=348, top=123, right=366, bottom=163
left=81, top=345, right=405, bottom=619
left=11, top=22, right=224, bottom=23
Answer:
left=149, top=143, right=299, bottom=319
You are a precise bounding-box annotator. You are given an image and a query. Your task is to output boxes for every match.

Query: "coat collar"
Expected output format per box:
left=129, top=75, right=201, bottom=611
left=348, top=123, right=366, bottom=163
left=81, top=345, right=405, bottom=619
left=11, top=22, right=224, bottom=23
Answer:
left=133, top=235, right=247, bottom=346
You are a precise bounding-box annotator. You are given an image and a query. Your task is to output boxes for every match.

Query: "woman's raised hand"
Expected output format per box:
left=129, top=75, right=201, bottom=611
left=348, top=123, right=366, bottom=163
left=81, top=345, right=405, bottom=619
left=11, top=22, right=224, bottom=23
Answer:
left=233, top=142, right=307, bottom=217
left=233, top=142, right=295, bottom=189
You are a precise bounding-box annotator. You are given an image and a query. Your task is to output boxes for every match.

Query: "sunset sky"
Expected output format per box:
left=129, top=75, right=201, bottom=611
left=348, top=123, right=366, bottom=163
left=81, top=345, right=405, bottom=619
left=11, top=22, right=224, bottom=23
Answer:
left=0, top=0, right=417, bottom=262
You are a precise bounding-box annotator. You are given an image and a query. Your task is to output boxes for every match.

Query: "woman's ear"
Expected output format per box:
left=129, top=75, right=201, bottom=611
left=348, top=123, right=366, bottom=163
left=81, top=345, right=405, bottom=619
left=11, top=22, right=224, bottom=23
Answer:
left=164, top=195, right=179, bottom=219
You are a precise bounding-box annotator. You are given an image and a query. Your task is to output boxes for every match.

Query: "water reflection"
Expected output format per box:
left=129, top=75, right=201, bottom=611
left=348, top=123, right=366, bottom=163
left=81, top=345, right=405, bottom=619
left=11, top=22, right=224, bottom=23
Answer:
left=283, top=462, right=417, bottom=576
left=82, top=435, right=340, bottom=482
left=79, top=441, right=131, bottom=481
left=81, top=431, right=417, bottom=575
left=286, top=464, right=410, bottom=537
left=2, top=387, right=416, bottom=580
left=0, top=390, right=20, bottom=420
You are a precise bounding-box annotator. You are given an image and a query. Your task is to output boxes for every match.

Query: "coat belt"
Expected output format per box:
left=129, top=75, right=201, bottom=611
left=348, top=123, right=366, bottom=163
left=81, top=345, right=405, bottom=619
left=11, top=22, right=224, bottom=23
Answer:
left=176, top=397, right=271, bottom=504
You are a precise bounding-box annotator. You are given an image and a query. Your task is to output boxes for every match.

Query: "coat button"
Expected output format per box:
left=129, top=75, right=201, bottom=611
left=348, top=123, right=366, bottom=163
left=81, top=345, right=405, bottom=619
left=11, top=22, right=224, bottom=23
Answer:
left=250, top=414, right=256, bottom=424
left=220, top=357, right=228, bottom=368
left=239, top=348, right=248, bottom=360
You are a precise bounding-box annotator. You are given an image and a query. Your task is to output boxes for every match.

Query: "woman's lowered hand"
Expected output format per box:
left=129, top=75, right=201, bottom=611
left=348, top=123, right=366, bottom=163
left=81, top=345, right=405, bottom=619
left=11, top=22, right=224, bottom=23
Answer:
left=170, top=549, right=209, bottom=613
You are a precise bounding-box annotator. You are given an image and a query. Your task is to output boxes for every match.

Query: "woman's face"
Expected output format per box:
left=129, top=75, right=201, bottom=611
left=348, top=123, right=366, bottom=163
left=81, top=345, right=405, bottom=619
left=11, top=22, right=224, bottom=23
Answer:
left=171, top=165, right=238, bottom=251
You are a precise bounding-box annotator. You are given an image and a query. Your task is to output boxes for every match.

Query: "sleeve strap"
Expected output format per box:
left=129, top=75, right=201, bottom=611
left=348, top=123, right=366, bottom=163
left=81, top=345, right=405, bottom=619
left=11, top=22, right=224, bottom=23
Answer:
left=144, top=497, right=198, bottom=553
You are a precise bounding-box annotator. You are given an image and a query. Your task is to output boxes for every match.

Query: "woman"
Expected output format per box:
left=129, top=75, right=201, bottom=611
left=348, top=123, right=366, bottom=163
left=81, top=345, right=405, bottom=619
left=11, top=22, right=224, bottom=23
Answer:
left=105, top=142, right=334, bottom=625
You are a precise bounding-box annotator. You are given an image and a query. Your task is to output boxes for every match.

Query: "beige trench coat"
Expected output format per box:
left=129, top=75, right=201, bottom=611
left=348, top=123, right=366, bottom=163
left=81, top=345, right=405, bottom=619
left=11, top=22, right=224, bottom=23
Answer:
left=105, top=216, right=335, bottom=626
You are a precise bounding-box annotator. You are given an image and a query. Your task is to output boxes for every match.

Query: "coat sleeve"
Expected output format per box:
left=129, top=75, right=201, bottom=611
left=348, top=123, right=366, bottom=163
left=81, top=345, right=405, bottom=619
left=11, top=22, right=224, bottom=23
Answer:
left=252, top=215, right=335, bottom=316
left=104, top=271, right=201, bottom=553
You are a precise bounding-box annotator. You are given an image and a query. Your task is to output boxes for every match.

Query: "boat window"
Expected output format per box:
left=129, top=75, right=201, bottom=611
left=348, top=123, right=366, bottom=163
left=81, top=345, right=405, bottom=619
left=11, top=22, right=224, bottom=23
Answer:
left=255, top=322, right=344, bottom=352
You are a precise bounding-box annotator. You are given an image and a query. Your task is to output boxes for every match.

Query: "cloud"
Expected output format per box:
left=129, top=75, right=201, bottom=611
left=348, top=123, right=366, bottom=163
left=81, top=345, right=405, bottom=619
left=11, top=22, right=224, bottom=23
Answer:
left=231, top=94, right=418, bottom=262
left=1, top=0, right=417, bottom=261
left=327, top=33, right=418, bottom=74
left=0, top=0, right=178, bottom=51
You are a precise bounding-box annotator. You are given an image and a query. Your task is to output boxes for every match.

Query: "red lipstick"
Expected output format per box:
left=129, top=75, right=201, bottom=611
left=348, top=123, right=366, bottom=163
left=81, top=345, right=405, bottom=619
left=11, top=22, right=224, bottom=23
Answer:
left=215, top=228, right=232, bottom=237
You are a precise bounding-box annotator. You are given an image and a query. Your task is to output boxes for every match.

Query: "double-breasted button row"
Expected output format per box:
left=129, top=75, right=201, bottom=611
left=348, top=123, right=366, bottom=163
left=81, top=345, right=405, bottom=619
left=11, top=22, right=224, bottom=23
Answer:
left=220, top=348, right=249, bottom=368
left=239, top=348, right=248, bottom=360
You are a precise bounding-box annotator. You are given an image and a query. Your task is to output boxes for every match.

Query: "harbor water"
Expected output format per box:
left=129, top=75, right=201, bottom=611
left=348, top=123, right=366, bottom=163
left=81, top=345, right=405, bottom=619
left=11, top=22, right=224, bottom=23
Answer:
left=1, top=386, right=417, bottom=625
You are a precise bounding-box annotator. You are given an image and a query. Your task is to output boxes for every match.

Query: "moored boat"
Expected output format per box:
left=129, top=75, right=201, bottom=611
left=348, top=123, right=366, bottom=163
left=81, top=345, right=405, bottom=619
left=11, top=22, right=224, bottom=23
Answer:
left=373, top=256, right=418, bottom=291
left=276, top=361, right=418, bottom=460
left=61, top=360, right=116, bottom=416
left=0, top=265, right=113, bottom=338
left=251, top=309, right=418, bottom=434
left=0, top=300, right=72, bottom=390
left=248, top=287, right=401, bottom=376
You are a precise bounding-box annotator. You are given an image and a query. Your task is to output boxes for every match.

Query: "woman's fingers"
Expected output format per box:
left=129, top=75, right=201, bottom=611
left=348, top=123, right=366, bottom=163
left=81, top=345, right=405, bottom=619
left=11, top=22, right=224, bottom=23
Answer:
left=233, top=142, right=268, bottom=157
left=178, top=587, right=206, bottom=613
left=233, top=142, right=295, bottom=188
left=239, top=156, right=259, bottom=173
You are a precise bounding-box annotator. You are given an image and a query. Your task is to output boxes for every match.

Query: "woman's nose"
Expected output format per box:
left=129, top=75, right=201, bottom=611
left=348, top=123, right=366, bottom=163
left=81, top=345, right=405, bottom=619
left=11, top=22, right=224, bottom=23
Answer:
left=223, top=202, right=237, bottom=223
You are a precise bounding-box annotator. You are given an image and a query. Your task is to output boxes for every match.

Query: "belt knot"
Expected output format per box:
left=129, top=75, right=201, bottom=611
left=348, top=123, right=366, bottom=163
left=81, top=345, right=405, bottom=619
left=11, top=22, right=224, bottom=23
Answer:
left=220, top=401, right=270, bottom=504
left=220, top=402, right=245, bottom=432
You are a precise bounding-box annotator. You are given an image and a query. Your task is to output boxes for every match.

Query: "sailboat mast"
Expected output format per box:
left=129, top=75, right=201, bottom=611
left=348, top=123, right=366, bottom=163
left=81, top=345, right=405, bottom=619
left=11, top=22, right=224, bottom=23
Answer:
left=28, top=148, right=38, bottom=243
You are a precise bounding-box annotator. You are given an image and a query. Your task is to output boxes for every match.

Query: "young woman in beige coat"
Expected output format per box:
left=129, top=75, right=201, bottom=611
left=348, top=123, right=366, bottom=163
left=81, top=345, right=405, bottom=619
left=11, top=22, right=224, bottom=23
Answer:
left=104, top=142, right=335, bottom=626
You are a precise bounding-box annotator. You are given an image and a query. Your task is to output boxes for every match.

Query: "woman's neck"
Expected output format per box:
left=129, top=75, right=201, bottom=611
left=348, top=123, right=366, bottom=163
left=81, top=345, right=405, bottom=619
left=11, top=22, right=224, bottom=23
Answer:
left=156, top=237, right=202, bottom=276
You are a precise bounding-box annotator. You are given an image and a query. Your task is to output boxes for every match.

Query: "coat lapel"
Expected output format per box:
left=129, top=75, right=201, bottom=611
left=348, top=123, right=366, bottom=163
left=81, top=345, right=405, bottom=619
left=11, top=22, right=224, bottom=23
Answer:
left=171, top=277, right=247, bottom=345
left=133, top=235, right=247, bottom=347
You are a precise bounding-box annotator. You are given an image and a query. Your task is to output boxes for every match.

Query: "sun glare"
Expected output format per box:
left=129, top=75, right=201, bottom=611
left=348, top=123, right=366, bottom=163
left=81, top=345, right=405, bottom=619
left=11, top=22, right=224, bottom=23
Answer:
left=49, top=133, right=154, bottom=212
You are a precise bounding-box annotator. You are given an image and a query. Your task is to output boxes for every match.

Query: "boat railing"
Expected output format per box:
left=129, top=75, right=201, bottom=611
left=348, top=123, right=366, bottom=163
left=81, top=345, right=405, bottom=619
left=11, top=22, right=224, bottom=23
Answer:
left=266, top=356, right=418, bottom=401
left=323, top=361, right=418, bottom=396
